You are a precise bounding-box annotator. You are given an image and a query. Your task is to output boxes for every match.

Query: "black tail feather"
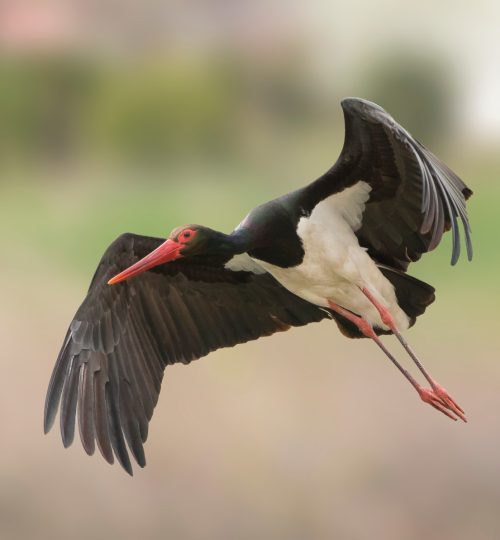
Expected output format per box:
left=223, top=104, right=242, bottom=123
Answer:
left=330, top=265, right=435, bottom=339
left=378, top=265, right=435, bottom=328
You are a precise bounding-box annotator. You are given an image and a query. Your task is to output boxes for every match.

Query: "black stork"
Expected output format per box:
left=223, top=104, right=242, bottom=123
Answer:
left=44, top=98, right=473, bottom=475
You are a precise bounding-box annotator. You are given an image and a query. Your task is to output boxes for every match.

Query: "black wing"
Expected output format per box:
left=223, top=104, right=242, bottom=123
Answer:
left=301, top=97, right=473, bottom=270
left=44, top=233, right=327, bottom=474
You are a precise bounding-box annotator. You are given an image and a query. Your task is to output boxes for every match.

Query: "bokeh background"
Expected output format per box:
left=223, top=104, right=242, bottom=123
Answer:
left=1, top=1, right=500, bottom=539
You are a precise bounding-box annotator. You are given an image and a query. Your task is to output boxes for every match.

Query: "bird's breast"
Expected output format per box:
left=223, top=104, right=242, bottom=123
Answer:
left=249, top=197, right=408, bottom=330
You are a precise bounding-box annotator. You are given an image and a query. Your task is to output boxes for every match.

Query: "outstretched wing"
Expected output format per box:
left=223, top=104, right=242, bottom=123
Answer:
left=300, top=97, right=473, bottom=270
left=44, top=233, right=327, bottom=474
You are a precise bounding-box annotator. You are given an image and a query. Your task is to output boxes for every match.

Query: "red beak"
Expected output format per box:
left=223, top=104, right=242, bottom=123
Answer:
left=108, top=239, right=182, bottom=285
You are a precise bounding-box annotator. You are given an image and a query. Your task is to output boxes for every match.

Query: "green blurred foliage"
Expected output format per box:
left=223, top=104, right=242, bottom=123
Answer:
left=0, top=49, right=461, bottom=176
left=0, top=54, right=327, bottom=170
left=362, top=52, right=455, bottom=144
left=0, top=50, right=496, bottom=289
left=0, top=57, right=95, bottom=163
left=85, top=61, right=236, bottom=163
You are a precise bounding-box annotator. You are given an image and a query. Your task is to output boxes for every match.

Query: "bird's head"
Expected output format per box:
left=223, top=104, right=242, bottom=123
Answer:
left=107, top=225, right=233, bottom=285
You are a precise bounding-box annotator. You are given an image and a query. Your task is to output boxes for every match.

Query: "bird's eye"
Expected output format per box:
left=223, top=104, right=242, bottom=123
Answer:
left=179, top=228, right=195, bottom=242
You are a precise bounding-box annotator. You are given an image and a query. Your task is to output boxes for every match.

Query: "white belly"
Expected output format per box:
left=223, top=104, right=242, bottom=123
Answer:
left=252, top=184, right=410, bottom=331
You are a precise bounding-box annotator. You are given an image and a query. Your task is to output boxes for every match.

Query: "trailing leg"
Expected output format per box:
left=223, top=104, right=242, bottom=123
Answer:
left=360, top=287, right=466, bottom=422
left=327, top=299, right=465, bottom=422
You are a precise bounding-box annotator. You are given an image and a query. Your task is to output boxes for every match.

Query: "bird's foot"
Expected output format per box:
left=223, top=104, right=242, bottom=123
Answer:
left=431, top=382, right=467, bottom=422
left=417, top=385, right=467, bottom=422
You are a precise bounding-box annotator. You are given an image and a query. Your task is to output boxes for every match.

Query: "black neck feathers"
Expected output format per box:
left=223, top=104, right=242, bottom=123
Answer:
left=233, top=198, right=305, bottom=268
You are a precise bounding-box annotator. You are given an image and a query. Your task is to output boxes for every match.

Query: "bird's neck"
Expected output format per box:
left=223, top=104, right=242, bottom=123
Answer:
left=224, top=227, right=254, bottom=254
left=204, top=227, right=252, bottom=257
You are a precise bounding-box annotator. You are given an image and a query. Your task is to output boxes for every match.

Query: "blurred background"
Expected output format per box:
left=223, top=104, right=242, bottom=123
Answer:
left=1, top=1, right=500, bottom=539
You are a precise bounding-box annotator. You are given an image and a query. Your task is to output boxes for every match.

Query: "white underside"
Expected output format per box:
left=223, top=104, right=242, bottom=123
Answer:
left=245, top=183, right=410, bottom=331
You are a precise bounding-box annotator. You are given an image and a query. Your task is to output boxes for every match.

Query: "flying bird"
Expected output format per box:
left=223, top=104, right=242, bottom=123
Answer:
left=44, top=98, right=473, bottom=475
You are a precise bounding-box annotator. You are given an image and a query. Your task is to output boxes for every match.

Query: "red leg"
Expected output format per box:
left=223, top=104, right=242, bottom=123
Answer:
left=360, top=288, right=466, bottom=422
left=328, top=300, right=467, bottom=422
left=327, top=300, right=422, bottom=393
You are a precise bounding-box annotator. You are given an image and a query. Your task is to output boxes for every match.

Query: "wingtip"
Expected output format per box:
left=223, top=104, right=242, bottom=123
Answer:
left=341, top=97, right=386, bottom=114
left=466, top=235, right=474, bottom=262
left=43, top=411, right=54, bottom=435
left=463, top=187, right=473, bottom=200
left=122, top=461, right=134, bottom=476
left=103, top=449, right=134, bottom=476
left=61, top=432, right=74, bottom=449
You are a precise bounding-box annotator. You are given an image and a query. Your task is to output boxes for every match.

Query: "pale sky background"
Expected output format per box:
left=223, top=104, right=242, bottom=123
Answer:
left=307, top=0, right=500, bottom=141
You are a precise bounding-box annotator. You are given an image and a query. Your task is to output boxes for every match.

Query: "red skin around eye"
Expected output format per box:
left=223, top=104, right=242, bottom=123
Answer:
left=179, top=229, right=197, bottom=243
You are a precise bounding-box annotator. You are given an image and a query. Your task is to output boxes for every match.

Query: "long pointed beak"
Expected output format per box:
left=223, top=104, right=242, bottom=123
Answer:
left=108, top=239, right=182, bottom=285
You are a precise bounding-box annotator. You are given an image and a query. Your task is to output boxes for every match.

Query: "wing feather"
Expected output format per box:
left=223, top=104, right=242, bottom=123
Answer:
left=302, top=98, right=473, bottom=270
left=45, top=233, right=327, bottom=474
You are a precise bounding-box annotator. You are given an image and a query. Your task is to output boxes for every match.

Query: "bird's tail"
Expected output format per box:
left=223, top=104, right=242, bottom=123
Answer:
left=378, top=265, right=436, bottom=328
left=330, top=265, right=435, bottom=339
